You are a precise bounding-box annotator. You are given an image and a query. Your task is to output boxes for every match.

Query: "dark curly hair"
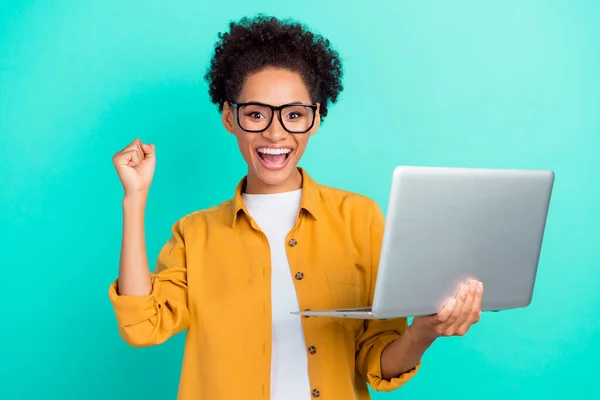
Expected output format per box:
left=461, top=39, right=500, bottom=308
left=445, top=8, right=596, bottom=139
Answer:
left=204, top=15, right=343, bottom=119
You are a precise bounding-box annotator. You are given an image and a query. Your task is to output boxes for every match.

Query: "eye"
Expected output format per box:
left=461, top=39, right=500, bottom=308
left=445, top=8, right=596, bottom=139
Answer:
left=247, top=112, right=265, bottom=120
left=286, top=112, right=302, bottom=120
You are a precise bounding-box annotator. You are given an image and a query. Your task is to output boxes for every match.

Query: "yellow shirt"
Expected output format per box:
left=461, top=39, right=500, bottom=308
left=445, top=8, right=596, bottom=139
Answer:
left=108, top=168, right=420, bottom=400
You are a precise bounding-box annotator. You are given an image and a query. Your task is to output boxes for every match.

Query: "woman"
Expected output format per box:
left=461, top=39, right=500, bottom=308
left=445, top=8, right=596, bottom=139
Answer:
left=109, top=15, right=483, bottom=400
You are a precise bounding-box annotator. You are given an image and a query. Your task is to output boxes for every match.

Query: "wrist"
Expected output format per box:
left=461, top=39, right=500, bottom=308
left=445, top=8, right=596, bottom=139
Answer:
left=406, top=323, right=438, bottom=347
left=122, top=193, right=148, bottom=209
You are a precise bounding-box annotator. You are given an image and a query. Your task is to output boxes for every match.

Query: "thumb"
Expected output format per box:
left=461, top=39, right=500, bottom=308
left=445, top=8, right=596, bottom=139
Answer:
left=141, top=143, right=156, bottom=161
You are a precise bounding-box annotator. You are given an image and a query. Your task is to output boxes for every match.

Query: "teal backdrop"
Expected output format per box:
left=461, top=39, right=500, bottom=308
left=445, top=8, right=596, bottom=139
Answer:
left=1, top=0, right=599, bottom=399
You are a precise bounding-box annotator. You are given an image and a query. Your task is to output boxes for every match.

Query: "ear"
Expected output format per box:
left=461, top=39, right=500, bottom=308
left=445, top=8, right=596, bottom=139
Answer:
left=309, top=102, right=322, bottom=136
left=222, top=101, right=236, bottom=134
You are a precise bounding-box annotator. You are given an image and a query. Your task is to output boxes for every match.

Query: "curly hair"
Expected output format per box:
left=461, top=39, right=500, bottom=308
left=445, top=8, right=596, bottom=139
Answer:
left=204, top=15, right=343, bottom=119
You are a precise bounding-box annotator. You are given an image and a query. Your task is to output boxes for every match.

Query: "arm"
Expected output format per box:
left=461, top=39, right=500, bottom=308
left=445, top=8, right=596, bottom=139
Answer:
left=109, top=139, right=190, bottom=347
left=380, top=325, right=434, bottom=379
left=355, top=318, right=422, bottom=392
left=112, top=138, right=155, bottom=297
left=354, top=201, right=421, bottom=391
left=359, top=200, right=483, bottom=386
left=117, top=195, right=152, bottom=296
left=109, top=214, right=190, bottom=347
left=381, top=278, right=483, bottom=378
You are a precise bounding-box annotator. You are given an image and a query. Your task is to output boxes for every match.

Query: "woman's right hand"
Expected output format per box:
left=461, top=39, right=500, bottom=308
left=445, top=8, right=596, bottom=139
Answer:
left=112, top=138, right=156, bottom=197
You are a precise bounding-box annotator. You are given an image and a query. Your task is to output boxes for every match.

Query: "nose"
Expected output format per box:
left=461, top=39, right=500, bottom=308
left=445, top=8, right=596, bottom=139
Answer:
left=261, top=112, right=288, bottom=142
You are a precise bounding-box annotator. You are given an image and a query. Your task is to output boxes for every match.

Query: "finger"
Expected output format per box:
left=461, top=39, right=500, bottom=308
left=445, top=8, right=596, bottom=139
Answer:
left=458, top=280, right=478, bottom=322
left=120, top=138, right=142, bottom=152
left=121, top=139, right=144, bottom=157
left=123, top=149, right=141, bottom=167
left=436, top=298, right=457, bottom=323
left=113, top=149, right=137, bottom=166
left=132, top=140, right=145, bottom=161
left=456, top=281, right=484, bottom=334
left=130, top=138, right=143, bottom=148
left=473, top=281, right=483, bottom=320
left=453, top=280, right=479, bottom=333
left=119, top=146, right=143, bottom=165
left=441, top=284, right=468, bottom=331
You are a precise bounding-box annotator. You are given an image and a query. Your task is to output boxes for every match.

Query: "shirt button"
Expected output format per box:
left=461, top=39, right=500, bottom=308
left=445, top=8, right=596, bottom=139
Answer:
left=295, top=272, right=304, bottom=280
left=312, top=389, right=320, bottom=398
left=288, top=238, right=297, bottom=247
left=308, top=346, right=316, bottom=355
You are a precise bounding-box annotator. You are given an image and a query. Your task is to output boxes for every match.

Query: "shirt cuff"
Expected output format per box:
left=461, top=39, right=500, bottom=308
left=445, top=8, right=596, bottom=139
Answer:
left=365, top=333, right=421, bottom=392
left=108, top=276, right=165, bottom=327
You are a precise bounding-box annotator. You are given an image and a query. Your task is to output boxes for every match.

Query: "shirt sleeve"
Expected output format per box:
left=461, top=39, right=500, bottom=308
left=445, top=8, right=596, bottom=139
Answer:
left=108, top=218, right=190, bottom=347
left=355, top=201, right=421, bottom=391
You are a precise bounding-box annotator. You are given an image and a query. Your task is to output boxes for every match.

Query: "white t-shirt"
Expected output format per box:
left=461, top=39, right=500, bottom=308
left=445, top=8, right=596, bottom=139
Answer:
left=242, top=189, right=310, bottom=400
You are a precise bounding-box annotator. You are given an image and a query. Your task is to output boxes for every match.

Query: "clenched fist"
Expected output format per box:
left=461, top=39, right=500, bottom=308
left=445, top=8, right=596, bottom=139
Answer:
left=112, top=138, right=156, bottom=196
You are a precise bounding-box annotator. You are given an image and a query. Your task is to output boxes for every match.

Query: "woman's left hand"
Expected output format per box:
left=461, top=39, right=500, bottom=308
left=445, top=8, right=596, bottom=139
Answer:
left=410, top=279, right=484, bottom=340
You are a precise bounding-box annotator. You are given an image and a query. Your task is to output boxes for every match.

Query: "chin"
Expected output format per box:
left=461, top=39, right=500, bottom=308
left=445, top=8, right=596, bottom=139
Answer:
left=256, top=163, right=296, bottom=185
left=247, top=156, right=301, bottom=192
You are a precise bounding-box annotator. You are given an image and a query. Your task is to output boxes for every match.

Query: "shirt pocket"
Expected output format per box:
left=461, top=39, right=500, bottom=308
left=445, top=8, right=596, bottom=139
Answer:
left=325, top=269, right=361, bottom=308
left=325, top=268, right=363, bottom=332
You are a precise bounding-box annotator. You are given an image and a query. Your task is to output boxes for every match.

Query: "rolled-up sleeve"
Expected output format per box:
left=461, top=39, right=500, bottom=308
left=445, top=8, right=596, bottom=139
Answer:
left=108, top=219, right=190, bottom=347
left=355, top=201, right=420, bottom=391
left=355, top=318, right=421, bottom=391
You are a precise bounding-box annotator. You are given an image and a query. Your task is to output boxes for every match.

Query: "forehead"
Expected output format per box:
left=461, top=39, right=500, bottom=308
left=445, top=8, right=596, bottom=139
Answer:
left=237, top=67, right=311, bottom=105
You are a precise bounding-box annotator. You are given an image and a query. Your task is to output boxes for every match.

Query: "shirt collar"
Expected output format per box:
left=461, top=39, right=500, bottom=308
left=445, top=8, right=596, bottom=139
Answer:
left=229, top=167, right=320, bottom=227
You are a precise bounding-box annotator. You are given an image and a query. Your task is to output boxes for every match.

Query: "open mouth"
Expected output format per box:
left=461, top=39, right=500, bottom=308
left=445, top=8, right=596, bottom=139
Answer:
left=256, top=147, right=293, bottom=170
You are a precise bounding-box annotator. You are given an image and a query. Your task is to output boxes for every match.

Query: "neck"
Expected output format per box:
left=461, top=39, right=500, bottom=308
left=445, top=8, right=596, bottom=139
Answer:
left=245, top=168, right=303, bottom=194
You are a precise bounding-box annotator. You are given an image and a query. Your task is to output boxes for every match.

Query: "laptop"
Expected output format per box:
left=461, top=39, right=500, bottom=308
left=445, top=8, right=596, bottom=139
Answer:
left=291, top=166, right=555, bottom=319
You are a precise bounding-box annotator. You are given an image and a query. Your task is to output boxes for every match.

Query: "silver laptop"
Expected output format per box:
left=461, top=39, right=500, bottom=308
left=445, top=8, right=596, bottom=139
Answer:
left=292, top=166, right=554, bottom=319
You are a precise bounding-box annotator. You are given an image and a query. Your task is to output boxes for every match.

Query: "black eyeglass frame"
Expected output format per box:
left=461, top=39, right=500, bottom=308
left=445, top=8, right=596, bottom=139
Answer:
left=230, top=101, right=318, bottom=134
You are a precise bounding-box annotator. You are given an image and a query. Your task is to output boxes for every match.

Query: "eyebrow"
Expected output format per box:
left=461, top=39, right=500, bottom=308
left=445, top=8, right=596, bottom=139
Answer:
left=239, top=100, right=308, bottom=106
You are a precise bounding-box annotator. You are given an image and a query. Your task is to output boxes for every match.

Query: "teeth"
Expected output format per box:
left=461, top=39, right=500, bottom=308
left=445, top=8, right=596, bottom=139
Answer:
left=257, top=148, right=292, bottom=155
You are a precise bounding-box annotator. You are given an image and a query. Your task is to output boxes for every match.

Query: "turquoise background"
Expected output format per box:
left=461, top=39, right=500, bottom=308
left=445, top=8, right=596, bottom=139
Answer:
left=1, top=0, right=598, bottom=399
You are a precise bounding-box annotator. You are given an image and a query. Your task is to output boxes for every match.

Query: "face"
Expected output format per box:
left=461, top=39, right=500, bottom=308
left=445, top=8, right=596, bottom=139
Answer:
left=222, top=67, right=320, bottom=194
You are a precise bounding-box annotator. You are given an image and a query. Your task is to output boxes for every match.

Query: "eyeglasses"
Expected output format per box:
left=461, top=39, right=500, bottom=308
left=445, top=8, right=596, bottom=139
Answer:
left=230, top=102, right=318, bottom=134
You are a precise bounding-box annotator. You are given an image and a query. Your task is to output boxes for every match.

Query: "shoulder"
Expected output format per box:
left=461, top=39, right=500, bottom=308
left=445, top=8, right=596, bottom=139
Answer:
left=172, top=199, right=235, bottom=234
left=316, top=182, right=382, bottom=222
